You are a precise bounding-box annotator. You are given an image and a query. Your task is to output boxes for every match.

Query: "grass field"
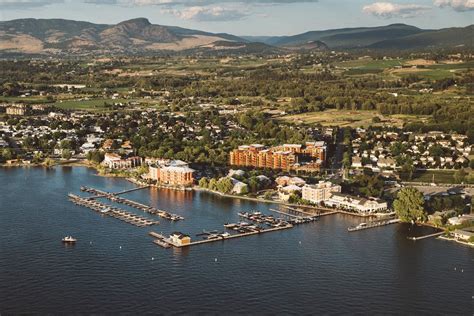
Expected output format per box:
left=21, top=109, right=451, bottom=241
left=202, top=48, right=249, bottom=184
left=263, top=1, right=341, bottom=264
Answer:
left=411, top=170, right=474, bottom=184
left=334, top=59, right=403, bottom=70
left=0, top=96, right=51, bottom=103
left=280, top=109, right=428, bottom=128
left=334, top=58, right=472, bottom=80
left=53, top=98, right=130, bottom=110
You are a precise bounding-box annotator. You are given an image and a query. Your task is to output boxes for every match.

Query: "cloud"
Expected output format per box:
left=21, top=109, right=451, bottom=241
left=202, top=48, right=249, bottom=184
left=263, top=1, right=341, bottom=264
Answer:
left=363, top=2, right=431, bottom=18
left=89, top=0, right=319, bottom=6
left=162, top=5, right=248, bottom=21
left=84, top=0, right=119, bottom=4
left=0, top=0, right=63, bottom=9
left=434, top=0, right=474, bottom=11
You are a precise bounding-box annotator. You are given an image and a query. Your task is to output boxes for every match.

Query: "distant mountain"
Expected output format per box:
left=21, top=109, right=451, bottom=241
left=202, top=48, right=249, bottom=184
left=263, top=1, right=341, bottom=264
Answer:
left=1, top=18, right=472, bottom=56
left=249, top=24, right=425, bottom=48
left=244, top=23, right=473, bottom=50
left=0, top=18, right=249, bottom=56
left=369, top=25, right=474, bottom=50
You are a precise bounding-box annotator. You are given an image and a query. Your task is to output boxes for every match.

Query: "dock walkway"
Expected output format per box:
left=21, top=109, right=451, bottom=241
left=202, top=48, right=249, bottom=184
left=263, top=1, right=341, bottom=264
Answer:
left=68, top=193, right=159, bottom=227
left=348, top=218, right=400, bottom=232
left=407, top=231, right=444, bottom=241
left=149, top=224, right=293, bottom=248
left=80, top=186, right=184, bottom=221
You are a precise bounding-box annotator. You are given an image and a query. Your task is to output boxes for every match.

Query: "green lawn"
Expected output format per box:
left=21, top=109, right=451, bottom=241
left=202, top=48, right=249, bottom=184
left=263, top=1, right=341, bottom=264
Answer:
left=411, top=170, right=474, bottom=184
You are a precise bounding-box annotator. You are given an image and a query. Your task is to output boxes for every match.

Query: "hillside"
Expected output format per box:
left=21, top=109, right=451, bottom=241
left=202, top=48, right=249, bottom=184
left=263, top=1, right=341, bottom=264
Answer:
left=1, top=18, right=472, bottom=56
left=0, top=18, right=248, bottom=55
left=246, top=23, right=473, bottom=50
left=369, top=25, right=474, bottom=50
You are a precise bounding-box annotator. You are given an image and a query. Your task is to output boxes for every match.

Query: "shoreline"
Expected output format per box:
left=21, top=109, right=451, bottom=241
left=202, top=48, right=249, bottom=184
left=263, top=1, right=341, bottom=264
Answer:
left=194, top=187, right=380, bottom=218
left=438, top=235, right=474, bottom=248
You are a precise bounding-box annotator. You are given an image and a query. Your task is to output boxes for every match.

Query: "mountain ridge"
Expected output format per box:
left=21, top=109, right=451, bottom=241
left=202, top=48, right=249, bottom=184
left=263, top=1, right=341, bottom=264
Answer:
left=0, top=18, right=472, bottom=56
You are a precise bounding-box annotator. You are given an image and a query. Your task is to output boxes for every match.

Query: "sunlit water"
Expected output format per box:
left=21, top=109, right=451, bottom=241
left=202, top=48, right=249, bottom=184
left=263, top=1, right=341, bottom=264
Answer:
left=0, top=167, right=472, bottom=314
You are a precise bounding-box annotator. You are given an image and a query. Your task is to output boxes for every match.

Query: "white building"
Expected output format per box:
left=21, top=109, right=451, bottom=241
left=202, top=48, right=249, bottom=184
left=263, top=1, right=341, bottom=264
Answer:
left=325, top=193, right=388, bottom=214
left=302, top=181, right=342, bottom=204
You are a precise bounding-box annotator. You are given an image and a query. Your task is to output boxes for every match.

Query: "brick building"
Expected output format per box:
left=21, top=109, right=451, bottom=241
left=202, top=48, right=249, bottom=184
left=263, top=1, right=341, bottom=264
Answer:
left=149, top=160, right=195, bottom=187
left=229, top=142, right=326, bottom=171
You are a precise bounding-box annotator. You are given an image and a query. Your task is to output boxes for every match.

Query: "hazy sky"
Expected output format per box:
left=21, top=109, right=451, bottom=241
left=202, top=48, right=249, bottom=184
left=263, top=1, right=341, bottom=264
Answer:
left=0, top=0, right=472, bottom=35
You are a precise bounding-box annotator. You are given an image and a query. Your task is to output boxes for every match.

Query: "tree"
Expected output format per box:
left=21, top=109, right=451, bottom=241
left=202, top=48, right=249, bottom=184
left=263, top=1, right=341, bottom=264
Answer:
left=217, top=177, right=233, bottom=194
left=62, top=149, right=72, bottom=160
left=208, top=178, right=218, bottom=191
left=393, top=187, right=427, bottom=223
left=198, top=177, right=209, bottom=188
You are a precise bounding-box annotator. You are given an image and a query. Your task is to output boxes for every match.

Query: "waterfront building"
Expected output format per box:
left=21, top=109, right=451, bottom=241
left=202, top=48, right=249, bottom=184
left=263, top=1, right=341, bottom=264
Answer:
left=325, top=193, right=388, bottom=214
left=229, top=142, right=326, bottom=171
left=102, top=153, right=142, bottom=169
left=170, top=232, right=191, bottom=246
left=302, top=181, right=342, bottom=204
left=148, top=160, right=195, bottom=186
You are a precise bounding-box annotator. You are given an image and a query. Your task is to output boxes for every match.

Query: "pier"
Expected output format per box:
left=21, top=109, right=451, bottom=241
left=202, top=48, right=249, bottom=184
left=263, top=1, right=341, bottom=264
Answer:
left=347, top=218, right=400, bottom=232
left=80, top=186, right=184, bottom=221
left=149, top=224, right=293, bottom=248
left=68, top=194, right=159, bottom=227
left=407, top=231, right=444, bottom=241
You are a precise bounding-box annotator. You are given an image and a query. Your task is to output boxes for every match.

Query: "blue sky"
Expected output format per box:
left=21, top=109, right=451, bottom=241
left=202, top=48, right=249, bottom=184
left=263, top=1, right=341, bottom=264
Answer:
left=0, top=0, right=472, bottom=35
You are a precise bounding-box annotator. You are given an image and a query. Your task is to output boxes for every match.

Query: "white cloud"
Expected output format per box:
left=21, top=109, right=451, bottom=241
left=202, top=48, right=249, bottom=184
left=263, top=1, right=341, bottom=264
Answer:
left=91, top=0, right=319, bottom=6
left=162, top=5, right=248, bottom=21
left=0, top=0, right=63, bottom=9
left=363, top=2, right=431, bottom=18
left=434, top=0, right=474, bottom=11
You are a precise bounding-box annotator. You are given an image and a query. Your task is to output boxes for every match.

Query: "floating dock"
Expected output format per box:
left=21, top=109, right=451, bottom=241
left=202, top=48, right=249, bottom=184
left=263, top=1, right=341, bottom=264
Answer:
left=149, top=224, right=293, bottom=248
left=407, top=231, right=444, bottom=241
left=80, top=186, right=184, bottom=221
left=347, top=218, right=400, bottom=232
left=68, top=193, right=159, bottom=227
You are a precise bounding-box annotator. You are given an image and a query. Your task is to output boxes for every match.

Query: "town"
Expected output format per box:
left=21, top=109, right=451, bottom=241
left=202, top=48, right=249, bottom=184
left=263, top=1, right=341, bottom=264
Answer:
left=1, top=52, right=473, bottom=247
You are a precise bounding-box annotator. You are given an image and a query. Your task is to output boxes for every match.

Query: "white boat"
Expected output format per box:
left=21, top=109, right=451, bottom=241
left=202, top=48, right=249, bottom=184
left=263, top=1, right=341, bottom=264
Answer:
left=101, top=208, right=110, bottom=214
left=62, top=236, right=77, bottom=243
left=221, top=232, right=231, bottom=237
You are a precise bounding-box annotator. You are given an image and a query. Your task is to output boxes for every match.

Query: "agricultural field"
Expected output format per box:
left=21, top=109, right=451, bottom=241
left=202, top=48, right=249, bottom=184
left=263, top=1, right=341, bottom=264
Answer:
left=334, top=58, right=473, bottom=80
left=279, top=109, right=428, bottom=128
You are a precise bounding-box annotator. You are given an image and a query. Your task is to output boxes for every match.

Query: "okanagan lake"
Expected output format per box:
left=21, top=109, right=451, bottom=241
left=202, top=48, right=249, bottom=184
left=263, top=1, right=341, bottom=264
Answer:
left=0, top=167, right=473, bottom=314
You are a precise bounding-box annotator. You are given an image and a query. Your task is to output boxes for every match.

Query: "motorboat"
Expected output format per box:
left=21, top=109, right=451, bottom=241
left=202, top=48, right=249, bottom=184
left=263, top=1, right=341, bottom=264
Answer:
left=62, top=236, right=77, bottom=243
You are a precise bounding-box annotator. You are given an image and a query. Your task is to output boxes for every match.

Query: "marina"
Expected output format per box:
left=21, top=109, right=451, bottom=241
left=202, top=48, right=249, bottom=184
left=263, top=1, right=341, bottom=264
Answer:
left=68, top=193, right=159, bottom=227
left=80, top=186, right=184, bottom=221
left=2, top=167, right=472, bottom=314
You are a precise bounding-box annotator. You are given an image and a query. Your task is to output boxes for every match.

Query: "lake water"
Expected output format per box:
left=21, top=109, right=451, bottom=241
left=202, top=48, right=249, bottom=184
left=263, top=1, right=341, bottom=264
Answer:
left=0, top=167, right=473, bottom=314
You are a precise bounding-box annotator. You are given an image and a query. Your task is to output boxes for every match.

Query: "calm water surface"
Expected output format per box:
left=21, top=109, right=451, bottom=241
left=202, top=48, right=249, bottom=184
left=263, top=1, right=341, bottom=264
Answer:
left=0, top=167, right=473, bottom=314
